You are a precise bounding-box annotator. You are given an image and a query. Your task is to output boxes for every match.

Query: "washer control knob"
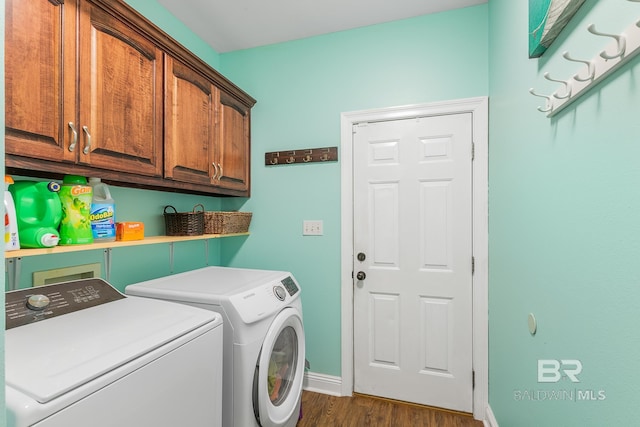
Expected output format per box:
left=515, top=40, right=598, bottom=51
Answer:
left=273, top=285, right=287, bottom=301
left=26, top=294, right=51, bottom=311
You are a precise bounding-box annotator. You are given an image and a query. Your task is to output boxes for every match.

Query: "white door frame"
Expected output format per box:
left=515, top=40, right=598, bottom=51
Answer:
left=340, top=97, right=488, bottom=421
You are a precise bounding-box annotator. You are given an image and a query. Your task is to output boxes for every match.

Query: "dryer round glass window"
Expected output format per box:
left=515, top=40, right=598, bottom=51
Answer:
left=267, top=325, right=297, bottom=405
left=253, top=307, right=305, bottom=427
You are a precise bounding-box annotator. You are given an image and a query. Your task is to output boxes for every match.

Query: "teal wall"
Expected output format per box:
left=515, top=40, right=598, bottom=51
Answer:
left=219, top=5, right=488, bottom=377
left=489, top=0, right=640, bottom=425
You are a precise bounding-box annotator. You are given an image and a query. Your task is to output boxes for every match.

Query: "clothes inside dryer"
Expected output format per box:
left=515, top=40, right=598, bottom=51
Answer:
left=267, top=326, right=298, bottom=405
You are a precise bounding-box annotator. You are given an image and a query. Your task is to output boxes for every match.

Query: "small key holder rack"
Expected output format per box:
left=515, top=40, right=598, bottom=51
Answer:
left=265, top=146, right=338, bottom=166
left=530, top=1, right=640, bottom=117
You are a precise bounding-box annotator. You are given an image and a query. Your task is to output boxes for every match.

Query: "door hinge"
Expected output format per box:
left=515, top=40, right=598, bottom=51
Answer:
left=471, top=256, right=475, bottom=275
left=353, top=123, right=367, bottom=134
left=472, top=370, right=475, bottom=389
left=471, top=142, right=475, bottom=161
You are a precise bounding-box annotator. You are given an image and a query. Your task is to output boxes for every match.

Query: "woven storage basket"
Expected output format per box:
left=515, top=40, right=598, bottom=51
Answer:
left=163, top=204, right=205, bottom=236
left=204, top=211, right=252, bottom=234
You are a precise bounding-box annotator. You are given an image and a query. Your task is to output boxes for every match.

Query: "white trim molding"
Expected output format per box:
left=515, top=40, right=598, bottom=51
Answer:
left=303, top=371, right=343, bottom=397
left=339, top=97, right=489, bottom=421
left=484, top=405, right=499, bottom=427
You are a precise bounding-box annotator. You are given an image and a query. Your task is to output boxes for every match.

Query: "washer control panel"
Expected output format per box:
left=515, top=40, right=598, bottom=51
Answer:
left=281, top=276, right=299, bottom=296
left=26, top=294, right=51, bottom=311
left=273, top=285, right=287, bottom=301
left=5, top=278, right=125, bottom=330
left=229, top=275, right=301, bottom=324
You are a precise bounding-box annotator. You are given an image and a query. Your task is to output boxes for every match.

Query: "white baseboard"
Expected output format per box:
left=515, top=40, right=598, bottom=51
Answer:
left=303, top=371, right=343, bottom=396
left=484, top=405, right=499, bottom=427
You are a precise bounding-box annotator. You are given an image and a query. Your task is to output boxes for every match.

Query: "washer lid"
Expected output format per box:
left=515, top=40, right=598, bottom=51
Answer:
left=125, top=266, right=291, bottom=304
left=5, top=296, right=220, bottom=404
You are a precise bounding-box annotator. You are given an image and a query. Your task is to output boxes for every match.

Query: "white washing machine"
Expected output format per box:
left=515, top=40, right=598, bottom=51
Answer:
left=125, top=266, right=305, bottom=427
left=5, top=278, right=223, bottom=427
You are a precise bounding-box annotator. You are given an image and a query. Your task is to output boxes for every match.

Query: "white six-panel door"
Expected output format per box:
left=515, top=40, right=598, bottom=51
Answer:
left=352, top=113, right=474, bottom=412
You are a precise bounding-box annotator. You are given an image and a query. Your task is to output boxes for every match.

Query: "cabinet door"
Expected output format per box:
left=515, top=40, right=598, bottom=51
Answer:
left=77, top=2, right=163, bottom=177
left=216, top=91, right=251, bottom=194
left=5, top=0, right=78, bottom=164
left=164, top=56, right=216, bottom=186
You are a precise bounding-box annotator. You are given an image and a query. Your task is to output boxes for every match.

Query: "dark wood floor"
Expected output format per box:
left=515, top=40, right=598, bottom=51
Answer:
left=297, top=391, right=484, bottom=427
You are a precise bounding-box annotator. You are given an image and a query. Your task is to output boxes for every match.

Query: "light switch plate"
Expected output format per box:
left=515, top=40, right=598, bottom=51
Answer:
left=303, top=220, right=323, bottom=236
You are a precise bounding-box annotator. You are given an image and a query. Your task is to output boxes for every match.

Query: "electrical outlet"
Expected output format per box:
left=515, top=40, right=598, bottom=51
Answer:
left=303, top=220, right=323, bottom=236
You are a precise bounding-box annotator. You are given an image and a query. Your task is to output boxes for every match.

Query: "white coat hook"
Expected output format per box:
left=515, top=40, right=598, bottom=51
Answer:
left=562, top=51, right=595, bottom=82
left=529, top=88, right=553, bottom=113
left=587, top=24, right=626, bottom=60
left=543, top=72, right=572, bottom=99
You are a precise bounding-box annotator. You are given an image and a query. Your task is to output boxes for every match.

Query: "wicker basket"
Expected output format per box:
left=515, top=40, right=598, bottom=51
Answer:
left=204, top=211, right=252, bottom=234
left=163, top=204, right=205, bottom=236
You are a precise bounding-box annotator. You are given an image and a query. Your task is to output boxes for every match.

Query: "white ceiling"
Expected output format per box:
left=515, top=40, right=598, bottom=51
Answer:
left=156, top=0, right=488, bottom=53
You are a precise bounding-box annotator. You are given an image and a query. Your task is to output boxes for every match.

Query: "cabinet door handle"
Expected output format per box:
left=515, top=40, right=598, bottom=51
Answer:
left=68, top=122, right=78, bottom=152
left=217, top=163, right=223, bottom=180
left=82, top=126, right=91, bottom=155
left=211, top=162, right=219, bottom=181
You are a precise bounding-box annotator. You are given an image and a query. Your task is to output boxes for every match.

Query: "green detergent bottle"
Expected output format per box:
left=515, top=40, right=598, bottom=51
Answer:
left=59, top=175, right=94, bottom=245
left=10, top=181, right=62, bottom=248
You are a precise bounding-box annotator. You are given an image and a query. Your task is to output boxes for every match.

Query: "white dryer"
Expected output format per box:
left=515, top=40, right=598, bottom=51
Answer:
left=5, top=278, right=223, bottom=427
left=126, top=266, right=305, bottom=427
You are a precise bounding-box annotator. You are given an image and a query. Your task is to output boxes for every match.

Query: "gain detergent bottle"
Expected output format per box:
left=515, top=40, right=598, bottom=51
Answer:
left=59, top=175, right=94, bottom=245
left=10, top=180, right=62, bottom=248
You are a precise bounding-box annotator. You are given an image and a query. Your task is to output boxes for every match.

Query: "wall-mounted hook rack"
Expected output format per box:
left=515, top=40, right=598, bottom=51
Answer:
left=544, top=72, right=572, bottom=99
left=529, top=88, right=553, bottom=112
left=530, top=15, right=640, bottom=117
left=561, top=51, right=595, bottom=82
left=587, top=24, right=627, bottom=60
left=265, top=146, right=338, bottom=166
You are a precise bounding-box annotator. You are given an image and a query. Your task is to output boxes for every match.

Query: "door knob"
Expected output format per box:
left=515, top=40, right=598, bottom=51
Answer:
left=356, top=271, right=366, bottom=281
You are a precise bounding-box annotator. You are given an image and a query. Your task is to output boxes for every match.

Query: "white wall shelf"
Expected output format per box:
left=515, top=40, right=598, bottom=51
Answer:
left=4, top=233, right=249, bottom=259
left=5, top=233, right=249, bottom=290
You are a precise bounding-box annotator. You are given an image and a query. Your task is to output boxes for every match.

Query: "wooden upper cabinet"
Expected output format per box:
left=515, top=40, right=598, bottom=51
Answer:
left=217, top=91, right=251, bottom=193
left=5, top=0, right=77, bottom=163
left=164, top=56, right=216, bottom=186
left=5, top=0, right=254, bottom=196
left=5, top=0, right=163, bottom=177
left=165, top=57, right=252, bottom=195
left=77, top=2, right=163, bottom=177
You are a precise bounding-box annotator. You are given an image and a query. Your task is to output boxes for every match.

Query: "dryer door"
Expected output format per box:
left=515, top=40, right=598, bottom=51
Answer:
left=253, top=307, right=305, bottom=427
